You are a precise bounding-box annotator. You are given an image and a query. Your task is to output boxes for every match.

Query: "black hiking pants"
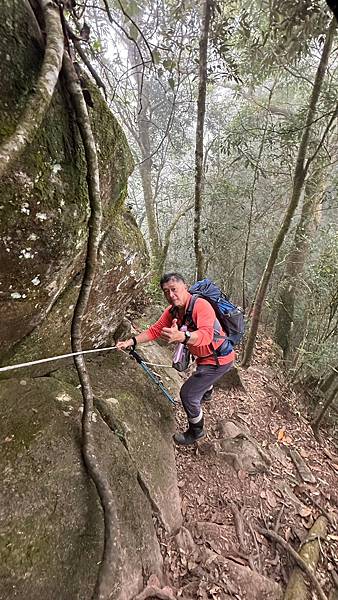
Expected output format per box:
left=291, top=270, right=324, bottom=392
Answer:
left=180, top=361, right=235, bottom=422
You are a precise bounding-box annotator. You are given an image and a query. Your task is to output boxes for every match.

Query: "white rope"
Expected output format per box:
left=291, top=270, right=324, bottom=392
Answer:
left=0, top=345, right=118, bottom=373
left=0, top=345, right=172, bottom=373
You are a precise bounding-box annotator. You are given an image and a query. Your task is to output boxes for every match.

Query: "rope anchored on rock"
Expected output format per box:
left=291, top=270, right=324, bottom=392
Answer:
left=0, top=344, right=176, bottom=405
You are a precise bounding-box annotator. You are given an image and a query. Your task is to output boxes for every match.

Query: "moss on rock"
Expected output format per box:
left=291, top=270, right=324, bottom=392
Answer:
left=0, top=374, right=166, bottom=600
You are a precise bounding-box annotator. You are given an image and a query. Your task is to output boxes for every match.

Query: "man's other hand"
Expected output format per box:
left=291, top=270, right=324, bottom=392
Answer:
left=160, top=318, right=185, bottom=344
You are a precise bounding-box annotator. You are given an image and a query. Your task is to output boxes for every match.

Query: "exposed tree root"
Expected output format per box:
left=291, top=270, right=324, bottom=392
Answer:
left=256, top=524, right=328, bottom=600
left=0, top=0, right=64, bottom=177
left=284, top=516, right=328, bottom=600
left=302, top=490, right=336, bottom=528
left=63, top=51, right=118, bottom=600
left=227, top=500, right=247, bottom=553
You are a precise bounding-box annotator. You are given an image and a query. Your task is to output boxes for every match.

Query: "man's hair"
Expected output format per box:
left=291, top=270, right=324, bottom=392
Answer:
left=160, top=272, right=186, bottom=289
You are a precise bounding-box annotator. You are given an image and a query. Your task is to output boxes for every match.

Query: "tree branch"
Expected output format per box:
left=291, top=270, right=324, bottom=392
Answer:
left=63, top=51, right=117, bottom=600
left=73, top=39, right=107, bottom=98
left=116, top=0, right=155, bottom=65
left=0, top=0, right=64, bottom=177
left=305, top=101, right=338, bottom=171
left=101, top=0, right=145, bottom=67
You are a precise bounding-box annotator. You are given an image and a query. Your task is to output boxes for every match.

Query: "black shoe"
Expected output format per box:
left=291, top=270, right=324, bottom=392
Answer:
left=174, top=417, right=205, bottom=446
left=201, top=387, right=213, bottom=403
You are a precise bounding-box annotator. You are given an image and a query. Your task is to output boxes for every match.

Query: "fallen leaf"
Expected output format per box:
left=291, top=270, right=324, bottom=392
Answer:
left=298, top=506, right=312, bottom=518
left=181, top=497, right=189, bottom=516
left=278, top=427, right=286, bottom=442
left=249, top=480, right=259, bottom=494
left=266, top=489, right=277, bottom=508
left=299, top=448, right=309, bottom=458
left=260, top=490, right=266, bottom=499
left=294, top=483, right=308, bottom=494
left=237, top=469, right=247, bottom=481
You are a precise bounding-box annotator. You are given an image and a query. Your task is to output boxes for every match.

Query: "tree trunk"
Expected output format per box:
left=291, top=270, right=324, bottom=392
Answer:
left=311, top=384, right=338, bottom=436
left=320, top=367, right=338, bottom=393
left=194, top=0, right=211, bottom=280
left=122, top=44, right=162, bottom=283
left=139, top=158, right=161, bottom=263
left=242, top=85, right=275, bottom=310
left=241, top=17, right=336, bottom=368
left=275, top=168, right=324, bottom=361
left=0, top=0, right=64, bottom=176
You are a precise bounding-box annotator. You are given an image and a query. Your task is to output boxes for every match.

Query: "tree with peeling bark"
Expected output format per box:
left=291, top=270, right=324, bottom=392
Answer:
left=241, top=16, right=337, bottom=368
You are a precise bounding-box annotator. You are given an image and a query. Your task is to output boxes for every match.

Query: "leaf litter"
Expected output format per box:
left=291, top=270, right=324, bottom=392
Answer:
left=151, top=336, right=338, bottom=600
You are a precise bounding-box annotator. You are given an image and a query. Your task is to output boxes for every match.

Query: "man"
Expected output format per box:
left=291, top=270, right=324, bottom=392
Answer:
left=116, top=272, right=235, bottom=445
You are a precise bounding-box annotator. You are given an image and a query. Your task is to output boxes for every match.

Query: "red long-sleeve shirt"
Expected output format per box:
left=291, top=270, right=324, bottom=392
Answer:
left=146, top=293, right=235, bottom=366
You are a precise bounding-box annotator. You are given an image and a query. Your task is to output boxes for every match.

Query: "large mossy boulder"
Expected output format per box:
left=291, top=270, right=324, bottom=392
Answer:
left=0, top=3, right=184, bottom=599
left=0, top=0, right=148, bottom=366
left=0, top=351, right=182, bottom=599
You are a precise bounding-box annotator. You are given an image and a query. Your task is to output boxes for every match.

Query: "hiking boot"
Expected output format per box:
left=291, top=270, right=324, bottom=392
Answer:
left=173, top=417, right=205, bottom=446
left=201, top=386, right=213, bottom=403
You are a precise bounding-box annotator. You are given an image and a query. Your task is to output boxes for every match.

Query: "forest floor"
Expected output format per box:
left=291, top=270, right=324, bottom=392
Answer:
left=143, top=337, right=338, bottom=600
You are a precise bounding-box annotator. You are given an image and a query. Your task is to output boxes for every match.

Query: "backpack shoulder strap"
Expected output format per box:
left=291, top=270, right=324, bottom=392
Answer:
left=183, top=294, right=198, bottom=329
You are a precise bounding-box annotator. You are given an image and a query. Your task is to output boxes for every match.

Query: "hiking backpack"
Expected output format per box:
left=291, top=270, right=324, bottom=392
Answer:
left=187, top=279, right=245, bottom=347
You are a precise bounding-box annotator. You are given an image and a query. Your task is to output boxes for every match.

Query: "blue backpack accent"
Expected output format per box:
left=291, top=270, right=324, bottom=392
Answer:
left=188, top=279, right=245, bottom=347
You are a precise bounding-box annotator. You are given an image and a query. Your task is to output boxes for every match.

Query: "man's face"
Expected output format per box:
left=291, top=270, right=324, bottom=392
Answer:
left=162, top=278, right=188, bottom=308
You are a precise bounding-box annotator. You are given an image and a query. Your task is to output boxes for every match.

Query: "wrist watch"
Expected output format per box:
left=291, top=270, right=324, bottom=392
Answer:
left=184, top=330, right=191, bottom=345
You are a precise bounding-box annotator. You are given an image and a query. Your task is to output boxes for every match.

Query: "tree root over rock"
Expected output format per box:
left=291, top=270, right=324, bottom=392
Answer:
left=284, top=515, right=328, bottom=600
left=257, top=517, right=328, bottom=600
left=0, top=0, right=64, bottom=176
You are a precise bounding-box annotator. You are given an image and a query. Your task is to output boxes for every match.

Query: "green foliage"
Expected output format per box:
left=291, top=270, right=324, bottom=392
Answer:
left=79, top=0, right=337, bottom=381
left=295, top=226, right=338, bottom=378
left=211, top=0, right=331, bottom=83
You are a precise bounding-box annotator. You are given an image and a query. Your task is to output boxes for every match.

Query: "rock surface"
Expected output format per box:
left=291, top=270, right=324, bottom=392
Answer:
left=0, top=0, right=148, bottom=367
left=0, top=349, right=182, bottom=599
left=0, top=4, right=183, bottom=599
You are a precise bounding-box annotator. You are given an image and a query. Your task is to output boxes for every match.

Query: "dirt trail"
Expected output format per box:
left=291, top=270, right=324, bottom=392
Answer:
left=151, top=339, right=338, bottom=599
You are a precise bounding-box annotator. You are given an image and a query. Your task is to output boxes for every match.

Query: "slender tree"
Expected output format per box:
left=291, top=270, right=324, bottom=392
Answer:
left=241, top=17, right=337, bottom=368
left=194, top=0, right=212, bottom=280
left=275, top=167, right=325, bottom=361
left=311, top=383, right=338, bottom=437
